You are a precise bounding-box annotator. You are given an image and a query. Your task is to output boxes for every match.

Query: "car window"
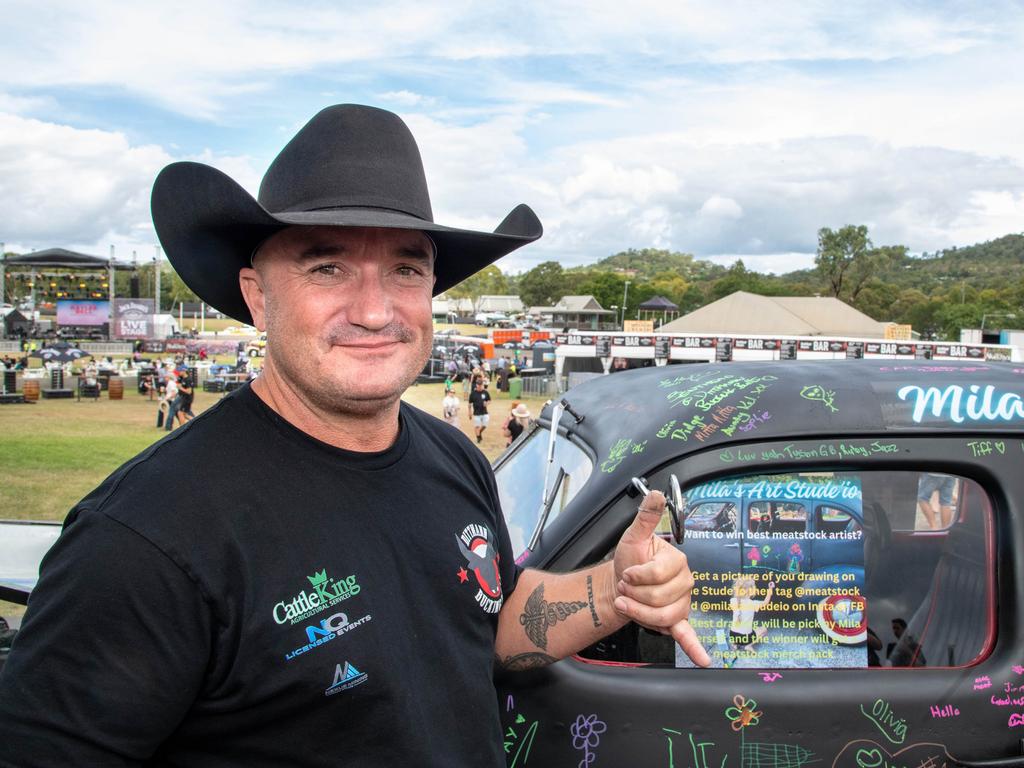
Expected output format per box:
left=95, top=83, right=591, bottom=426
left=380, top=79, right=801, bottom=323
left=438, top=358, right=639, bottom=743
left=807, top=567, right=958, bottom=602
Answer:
left=684, top=502, right=736, bottom=534
left=494, top=424, right=593, bottom=561
left=817, top=504, right=861, bottom=536
left=580, top=469, right=994, bottom=671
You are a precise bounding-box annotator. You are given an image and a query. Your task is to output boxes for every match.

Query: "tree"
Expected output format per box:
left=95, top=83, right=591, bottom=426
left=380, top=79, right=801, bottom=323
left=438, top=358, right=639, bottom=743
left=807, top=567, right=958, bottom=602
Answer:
left=577, top=271, right=627, bottom=314
left=816, top=225, right=870, bottom=299
left=815, top=225, right=905, bottom=302
left=518, top=261, right=568, bottom=308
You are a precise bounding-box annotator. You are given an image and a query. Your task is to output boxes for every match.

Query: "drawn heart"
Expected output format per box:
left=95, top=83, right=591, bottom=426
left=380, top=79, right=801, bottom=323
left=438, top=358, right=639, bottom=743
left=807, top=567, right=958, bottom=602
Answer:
left=833, top=739, right=952, bottom=768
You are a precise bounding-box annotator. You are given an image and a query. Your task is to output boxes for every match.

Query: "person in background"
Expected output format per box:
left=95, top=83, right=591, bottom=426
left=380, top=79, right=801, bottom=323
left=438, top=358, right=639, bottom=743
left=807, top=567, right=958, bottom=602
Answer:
left=441, top=386, right=461, bottom=428
left=468, top=378, right=491, bottom=444
left=507, top=402, right=531, bottom=444
left=173, top=373, right=196, bottom=428
left=500, top=400, right=522, bottom=446
left=917, top=473, right=956, bottom=529
left=161, top=372, right=180, bottom=429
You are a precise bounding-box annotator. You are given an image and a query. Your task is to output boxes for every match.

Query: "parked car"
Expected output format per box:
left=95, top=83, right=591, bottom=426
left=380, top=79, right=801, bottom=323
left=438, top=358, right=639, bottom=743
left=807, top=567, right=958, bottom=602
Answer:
left=3, top=361, right=1020, bottom=766
left=492, top=360, right=1016, bottom=766
left=245, top=333, right=267, bottom=357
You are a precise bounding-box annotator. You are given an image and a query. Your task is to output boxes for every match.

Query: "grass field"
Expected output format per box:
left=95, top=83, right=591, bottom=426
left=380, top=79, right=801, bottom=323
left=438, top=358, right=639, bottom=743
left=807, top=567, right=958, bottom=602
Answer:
left=0, top=379, right=546, bottom=522
left=0, top=377, right=549, bottom=619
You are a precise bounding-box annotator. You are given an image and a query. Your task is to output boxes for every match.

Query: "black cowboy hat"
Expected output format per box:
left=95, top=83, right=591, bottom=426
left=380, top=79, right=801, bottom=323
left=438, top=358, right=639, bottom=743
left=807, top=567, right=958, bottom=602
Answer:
left=151, top=104, right=542, bottom=325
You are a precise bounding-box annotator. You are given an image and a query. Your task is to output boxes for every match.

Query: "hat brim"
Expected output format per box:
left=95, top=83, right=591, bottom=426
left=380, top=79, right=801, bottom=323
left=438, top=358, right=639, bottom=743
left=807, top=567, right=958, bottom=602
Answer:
left=151, top=161, right=542, bottom=325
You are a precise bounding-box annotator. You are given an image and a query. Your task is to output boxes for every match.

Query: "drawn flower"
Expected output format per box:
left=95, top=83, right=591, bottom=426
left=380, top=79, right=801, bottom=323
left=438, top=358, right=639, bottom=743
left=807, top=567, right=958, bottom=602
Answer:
left=570, top=713, right=607, bottom=750
left=725, top=694, right=762, bottom=731
left=747, top=548, right=760, bottom=563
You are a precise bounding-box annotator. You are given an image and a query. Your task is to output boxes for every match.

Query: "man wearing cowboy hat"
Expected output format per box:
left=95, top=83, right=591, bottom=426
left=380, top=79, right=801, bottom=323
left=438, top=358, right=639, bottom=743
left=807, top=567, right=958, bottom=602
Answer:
left=0, top=105, right=706, bottom=766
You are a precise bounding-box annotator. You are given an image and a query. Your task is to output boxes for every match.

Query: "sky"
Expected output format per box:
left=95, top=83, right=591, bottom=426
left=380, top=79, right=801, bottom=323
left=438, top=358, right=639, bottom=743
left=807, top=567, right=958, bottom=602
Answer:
left=2, top=0, right=1023, bottom=276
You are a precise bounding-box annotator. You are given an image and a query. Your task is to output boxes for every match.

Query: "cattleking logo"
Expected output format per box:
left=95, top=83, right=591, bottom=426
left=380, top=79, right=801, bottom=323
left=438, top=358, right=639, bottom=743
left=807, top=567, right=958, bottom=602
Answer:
left=272, top=569, right=361, bottom=625
left=284, top=611, right=372, bottom=662
left=325, top=661, right=367, bottom=696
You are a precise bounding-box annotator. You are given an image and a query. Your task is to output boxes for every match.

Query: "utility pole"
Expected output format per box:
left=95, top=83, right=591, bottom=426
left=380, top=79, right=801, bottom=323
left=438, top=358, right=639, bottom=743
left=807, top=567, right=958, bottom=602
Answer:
left=154, top=245, right=162, bottom=313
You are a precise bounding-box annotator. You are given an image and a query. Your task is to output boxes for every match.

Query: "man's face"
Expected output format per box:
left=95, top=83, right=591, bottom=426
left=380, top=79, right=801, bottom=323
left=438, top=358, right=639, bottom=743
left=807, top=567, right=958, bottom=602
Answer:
left=239, top=225, right=435, bottom=416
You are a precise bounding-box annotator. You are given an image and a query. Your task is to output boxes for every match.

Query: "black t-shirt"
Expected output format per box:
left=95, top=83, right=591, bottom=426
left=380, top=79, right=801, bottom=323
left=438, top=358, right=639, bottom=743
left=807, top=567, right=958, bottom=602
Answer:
left=468, top=388, right=490, bottom=415
left=0, top=385, right=518, bottom=767
left=508, top=418, right=524, bottom=441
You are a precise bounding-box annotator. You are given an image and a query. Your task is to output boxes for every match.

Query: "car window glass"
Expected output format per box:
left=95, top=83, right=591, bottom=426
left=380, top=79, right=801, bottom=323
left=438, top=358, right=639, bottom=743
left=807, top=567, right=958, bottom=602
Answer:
left=495, top=425, right=593, bottom=561
left=684, top=502, right=736, bottom=534
left=581, top=469, right=994, bottom=671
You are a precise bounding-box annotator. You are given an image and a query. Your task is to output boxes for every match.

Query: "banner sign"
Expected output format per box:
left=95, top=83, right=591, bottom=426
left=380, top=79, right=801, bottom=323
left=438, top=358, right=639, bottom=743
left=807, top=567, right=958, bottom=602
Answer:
left=677, top=472, right=866, bottom=669
left=112, top=299, right=154, bottom=339
left=57, top=300, right=110, bottom=327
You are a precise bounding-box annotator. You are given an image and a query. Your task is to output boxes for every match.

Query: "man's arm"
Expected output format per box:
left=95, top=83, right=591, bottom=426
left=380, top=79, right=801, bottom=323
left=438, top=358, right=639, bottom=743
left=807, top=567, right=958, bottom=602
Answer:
left=495, top=491, right=710, bottom=670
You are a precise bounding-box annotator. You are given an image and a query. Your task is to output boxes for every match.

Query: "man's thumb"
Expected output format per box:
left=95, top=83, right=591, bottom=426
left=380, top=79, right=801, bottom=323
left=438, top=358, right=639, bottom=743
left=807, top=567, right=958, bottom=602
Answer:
left=623, top=490, right=665, bottom=544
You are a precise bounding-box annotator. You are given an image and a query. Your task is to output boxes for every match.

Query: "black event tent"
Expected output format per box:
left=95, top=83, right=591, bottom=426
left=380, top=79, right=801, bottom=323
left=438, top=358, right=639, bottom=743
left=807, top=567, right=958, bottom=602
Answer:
left=2, top=248, right=134, bottom=270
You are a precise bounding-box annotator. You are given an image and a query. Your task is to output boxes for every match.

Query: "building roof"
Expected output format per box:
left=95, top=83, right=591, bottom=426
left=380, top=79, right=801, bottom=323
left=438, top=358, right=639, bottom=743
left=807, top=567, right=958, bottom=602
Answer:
left=476, top=295, right=524, bottom=312
left=529, top=295, right=616, bottom=316
left=658, top=291, right=891, bottom=337
left=432, top=296, right=475, bottom=314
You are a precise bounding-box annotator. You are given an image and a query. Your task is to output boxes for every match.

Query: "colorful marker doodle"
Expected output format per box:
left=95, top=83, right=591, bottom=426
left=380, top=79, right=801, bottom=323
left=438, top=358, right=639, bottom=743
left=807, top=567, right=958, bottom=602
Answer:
left=860, top=699, right=907, bottom=744
left=831, top=740, right=951, bottom=768
left=570, top=714, right=606, bottom=768
left=719, top=441, right=898, bottom=464
left=726, top=695, right=762, bottom=732
left=1009, top=713, right=1024, bottom=728
left=758, top=672, right=783, bottom=683
left=502, top=704, right=538, bottom=768
left=741, top=742, right=817, bottom=768
left=1013, top=665, right=1024, bottom=675
left=966, top=439, right=1006, bottom=458
left=600, top=438, right=641, bottom=473
left=662, top=729, right=727, bottom=768
left=800, top=385, right=838, bottom=413
left=506, top=694, right=514, bottom=712
left=973, top=675, right=992, bottom=690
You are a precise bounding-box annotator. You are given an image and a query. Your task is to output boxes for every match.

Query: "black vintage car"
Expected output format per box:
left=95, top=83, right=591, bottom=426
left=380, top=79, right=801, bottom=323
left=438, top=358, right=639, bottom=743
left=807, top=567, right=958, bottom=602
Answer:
left=493, top=360, right=1021, bottom=767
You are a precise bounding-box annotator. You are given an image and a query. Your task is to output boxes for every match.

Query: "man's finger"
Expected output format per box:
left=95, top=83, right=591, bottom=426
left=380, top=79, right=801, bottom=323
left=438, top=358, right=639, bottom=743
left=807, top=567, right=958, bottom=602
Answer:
left=620, top=490, right=666, bottom=546
left=613, top=593, right=690, bottom=629
left=620, top=543, right=688, bottom=587
left=617, top=565, right=693, bottom=607
left=671, top=619, right=711, bottom=668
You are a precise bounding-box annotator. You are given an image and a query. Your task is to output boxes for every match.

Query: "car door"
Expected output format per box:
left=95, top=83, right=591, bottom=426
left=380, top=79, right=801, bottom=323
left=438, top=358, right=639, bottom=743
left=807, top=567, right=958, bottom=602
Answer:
left=495, top=434, right=1011, bottom=768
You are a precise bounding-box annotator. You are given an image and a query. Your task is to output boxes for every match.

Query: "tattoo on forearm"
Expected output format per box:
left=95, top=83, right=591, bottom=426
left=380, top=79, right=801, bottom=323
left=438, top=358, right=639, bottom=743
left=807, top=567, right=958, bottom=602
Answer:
left=519, top=582, right=587, bottom=649
left=586, top=575, right=602, bottom=628
left=496, top=651, right=558, bottom=671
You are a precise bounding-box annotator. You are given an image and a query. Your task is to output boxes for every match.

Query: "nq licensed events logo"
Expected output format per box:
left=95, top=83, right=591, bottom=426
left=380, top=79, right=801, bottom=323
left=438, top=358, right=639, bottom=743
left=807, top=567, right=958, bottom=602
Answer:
left=284, top=612, right=372, bottom=662
left=272, top=568, right=361, bottom=625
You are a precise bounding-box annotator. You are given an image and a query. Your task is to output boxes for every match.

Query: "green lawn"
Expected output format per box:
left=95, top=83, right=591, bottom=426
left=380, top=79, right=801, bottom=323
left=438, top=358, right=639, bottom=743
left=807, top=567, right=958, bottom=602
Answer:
left=0, top=378, right=548, bottom=619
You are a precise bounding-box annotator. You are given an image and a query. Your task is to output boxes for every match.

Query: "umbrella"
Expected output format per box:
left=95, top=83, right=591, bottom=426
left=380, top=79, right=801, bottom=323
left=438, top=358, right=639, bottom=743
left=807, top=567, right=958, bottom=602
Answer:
left=30, top=342, right=88, bottom=364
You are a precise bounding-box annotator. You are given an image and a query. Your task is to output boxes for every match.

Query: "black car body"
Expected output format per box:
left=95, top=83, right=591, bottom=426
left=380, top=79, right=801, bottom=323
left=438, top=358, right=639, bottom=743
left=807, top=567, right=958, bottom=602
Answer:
left=493, top=361, right=1021, bottom=767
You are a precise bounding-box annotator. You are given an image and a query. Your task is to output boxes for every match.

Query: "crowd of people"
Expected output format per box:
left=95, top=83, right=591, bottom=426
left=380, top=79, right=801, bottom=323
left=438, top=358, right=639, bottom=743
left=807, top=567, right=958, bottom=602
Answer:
left=439, top=357, right=534, bottom=447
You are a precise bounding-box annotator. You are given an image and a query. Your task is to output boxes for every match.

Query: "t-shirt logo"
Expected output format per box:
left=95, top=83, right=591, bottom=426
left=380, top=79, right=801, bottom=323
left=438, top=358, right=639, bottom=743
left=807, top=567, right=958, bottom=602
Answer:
left=455, top=523, right=503, bottom=614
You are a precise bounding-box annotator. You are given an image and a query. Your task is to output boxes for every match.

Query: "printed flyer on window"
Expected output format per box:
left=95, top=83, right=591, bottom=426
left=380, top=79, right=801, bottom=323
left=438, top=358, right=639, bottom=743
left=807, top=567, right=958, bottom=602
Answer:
left=676, top=472, right=867, bottom=669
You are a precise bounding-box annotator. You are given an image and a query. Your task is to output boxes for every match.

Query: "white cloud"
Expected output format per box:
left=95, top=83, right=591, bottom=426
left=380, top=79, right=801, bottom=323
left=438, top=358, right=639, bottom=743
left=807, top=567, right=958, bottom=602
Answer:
left=0, top=113, right=169, bottom=248
left=700, top=195, right=743, bottom=219
left=3, top=0, right=1024, bottom=279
